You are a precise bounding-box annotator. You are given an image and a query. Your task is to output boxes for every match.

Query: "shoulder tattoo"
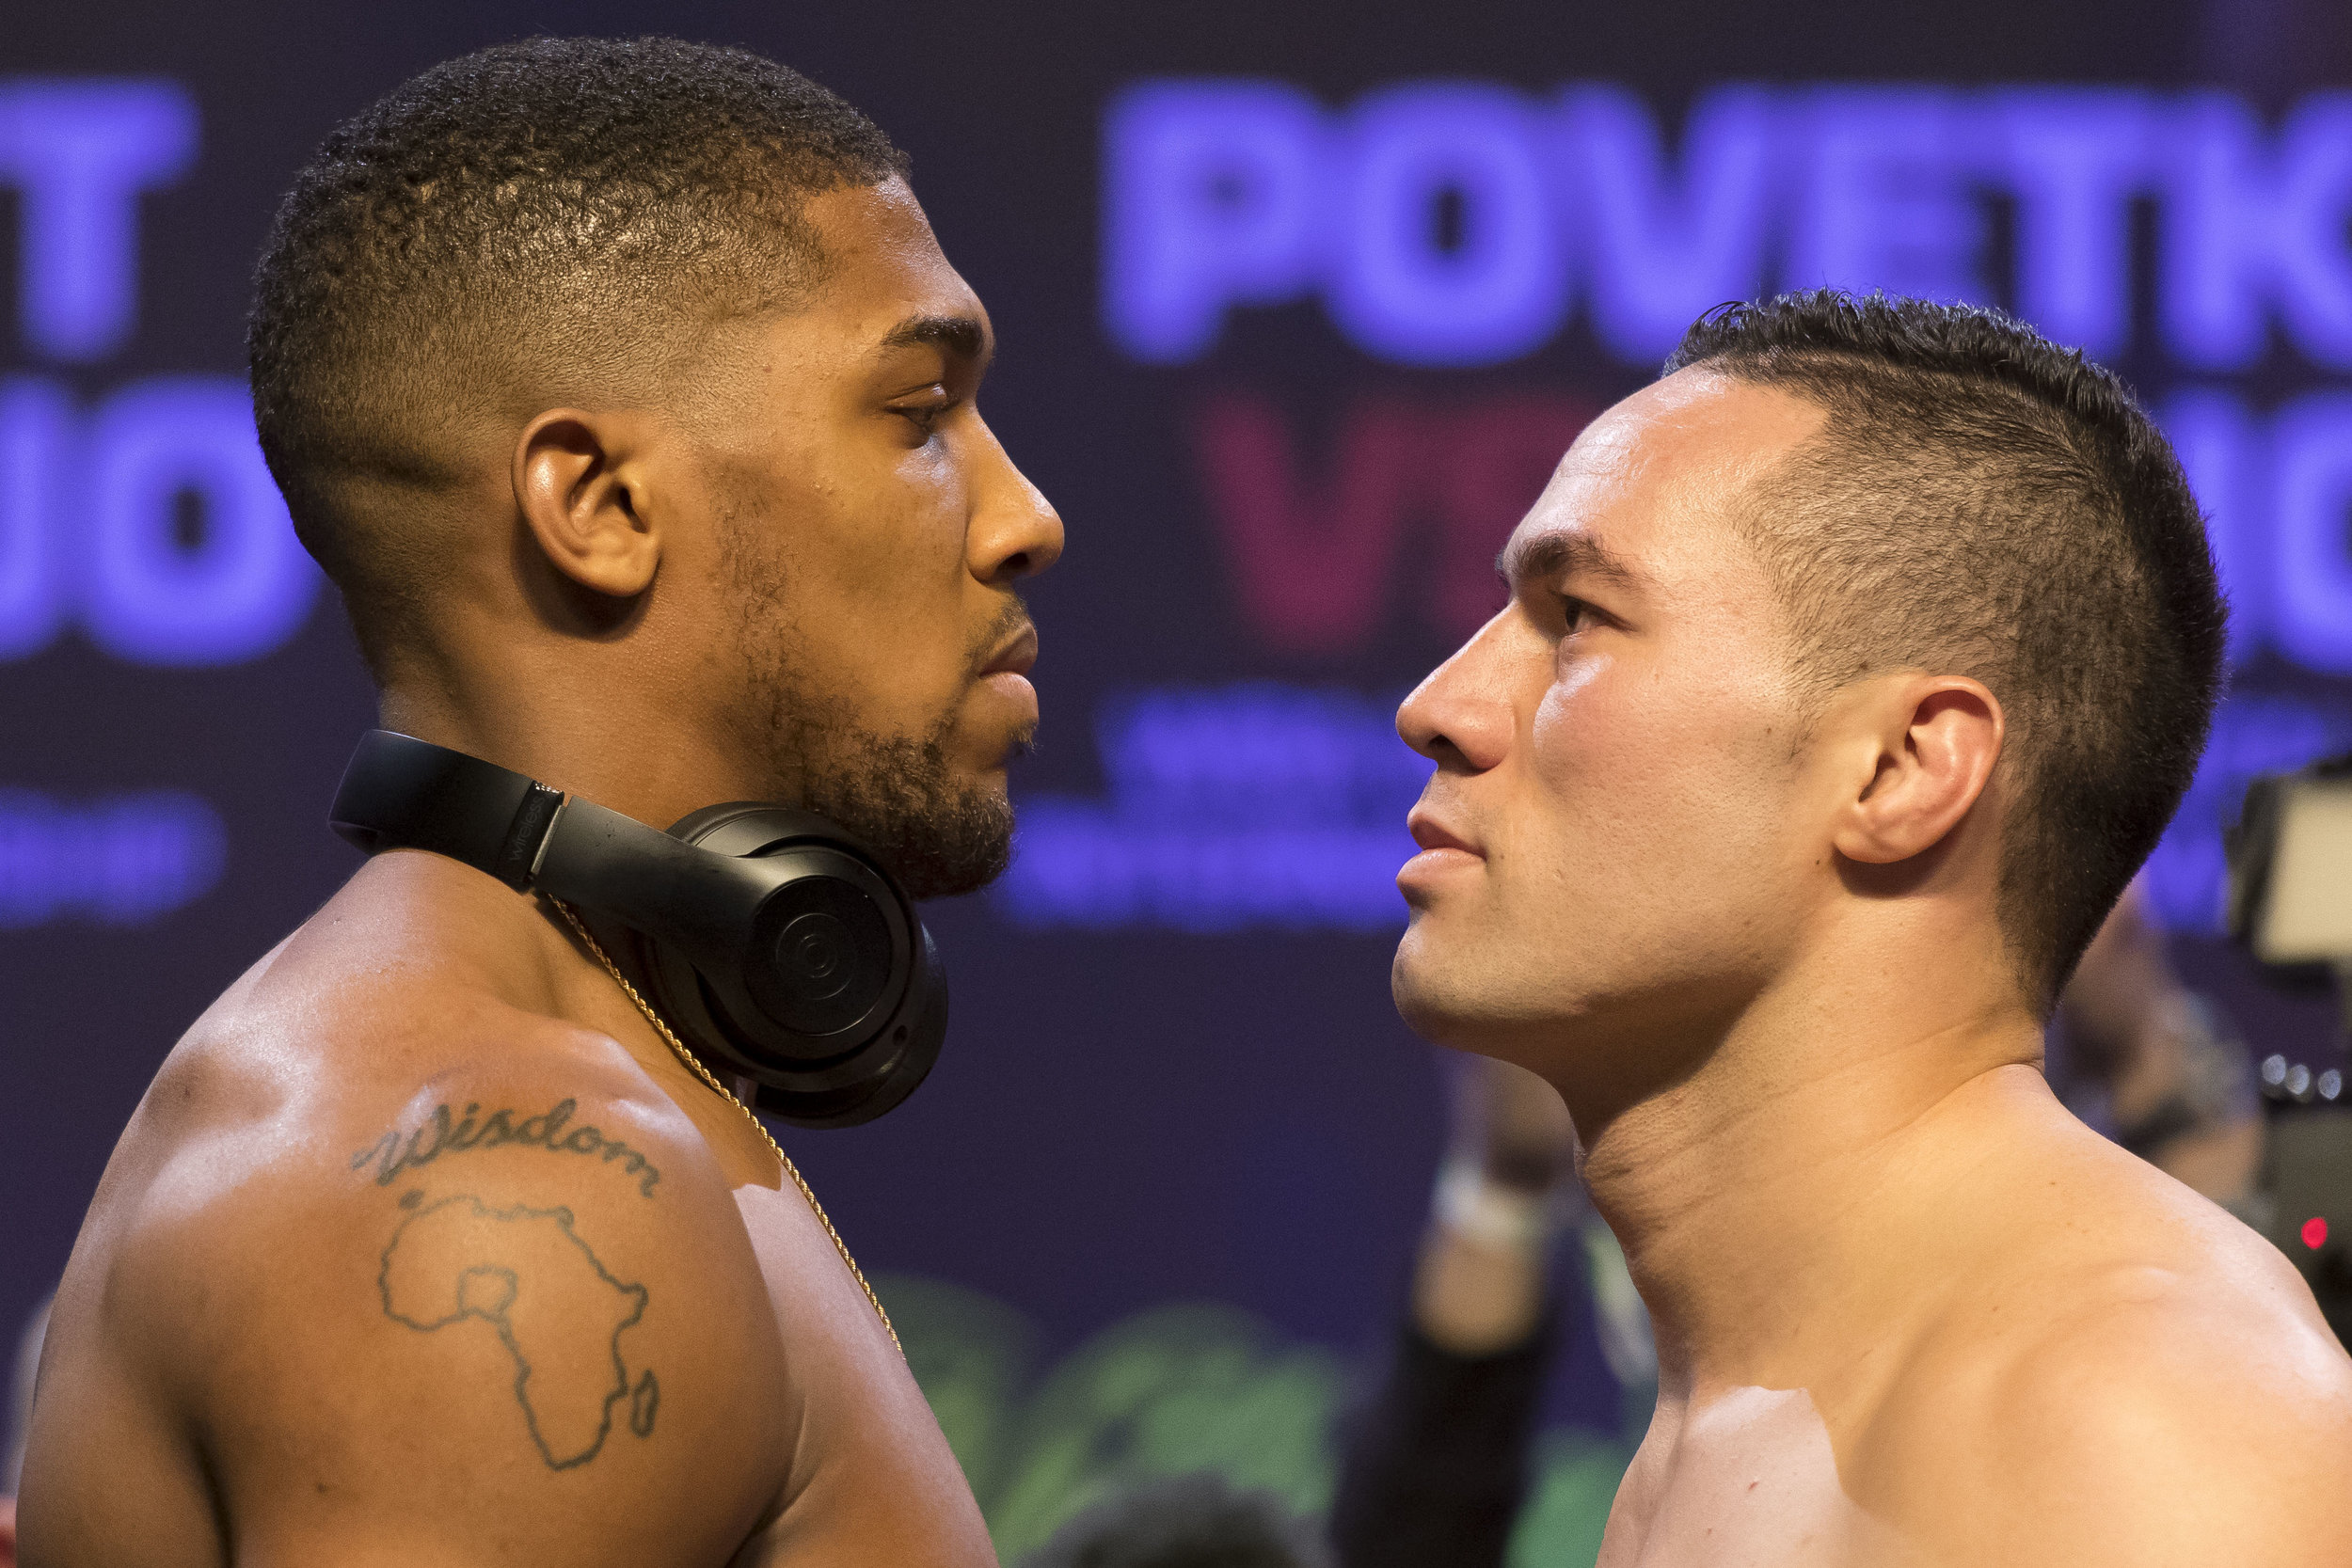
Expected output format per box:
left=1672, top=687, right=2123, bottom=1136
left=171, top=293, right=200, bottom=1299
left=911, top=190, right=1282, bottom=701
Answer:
left=378, top=1189, right=661, bottom=1469
left=353, top=1098, right=662, bottom=1198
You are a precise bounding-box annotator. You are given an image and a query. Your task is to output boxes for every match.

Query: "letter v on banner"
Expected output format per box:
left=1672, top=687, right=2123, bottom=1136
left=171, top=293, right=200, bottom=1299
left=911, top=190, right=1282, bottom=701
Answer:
left=1430, top=397, right=1598, bottom=638
left=1193, top=394, right=1426, bottom=654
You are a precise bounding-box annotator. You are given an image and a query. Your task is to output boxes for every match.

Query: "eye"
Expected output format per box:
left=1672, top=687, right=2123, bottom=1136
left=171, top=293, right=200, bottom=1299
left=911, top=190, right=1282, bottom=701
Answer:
left=1557, top=593, right=1597, bottom=635
left=890, top=388, right=959, bottom=438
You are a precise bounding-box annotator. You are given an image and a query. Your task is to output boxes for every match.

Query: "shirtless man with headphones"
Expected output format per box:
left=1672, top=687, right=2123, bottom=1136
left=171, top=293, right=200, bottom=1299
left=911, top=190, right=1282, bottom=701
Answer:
left=18, top=38, right=1057, bottom=1567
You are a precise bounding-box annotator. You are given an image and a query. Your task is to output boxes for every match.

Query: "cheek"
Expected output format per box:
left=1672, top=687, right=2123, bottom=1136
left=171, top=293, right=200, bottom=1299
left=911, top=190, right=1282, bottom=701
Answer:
left=1519, top=659, right=1798, bottom=894
left=1523, top=658, right=1675, bottom=832
left=816, top=445, right=965, bottom=580
left=784, top=451, right=969, bottom=633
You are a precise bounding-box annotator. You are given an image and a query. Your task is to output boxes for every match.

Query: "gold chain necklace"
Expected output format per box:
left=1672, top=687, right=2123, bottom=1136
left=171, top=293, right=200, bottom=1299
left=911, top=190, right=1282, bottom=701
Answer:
left=551, top=898, right=900, bottom=1354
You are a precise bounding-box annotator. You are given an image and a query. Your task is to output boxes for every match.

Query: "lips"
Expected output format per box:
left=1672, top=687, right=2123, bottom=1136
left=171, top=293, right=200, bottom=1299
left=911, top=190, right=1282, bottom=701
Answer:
left=974, top=618, right=1041, bottom=748
left=1397, top=806, right=1482, bottom=900
left=979, top=621, right=1039, bottom=680
left=1406, top=808, right=1481, bottom=858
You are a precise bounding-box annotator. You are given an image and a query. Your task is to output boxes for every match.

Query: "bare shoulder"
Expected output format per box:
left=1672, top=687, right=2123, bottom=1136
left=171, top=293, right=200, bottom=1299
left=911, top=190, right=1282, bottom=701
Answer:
left=46, top=863, right=796, bottom=1563
left=1979, top=1255, right=2352, bottom=1562
left=1875, top=1160, right=2352, bottom=1565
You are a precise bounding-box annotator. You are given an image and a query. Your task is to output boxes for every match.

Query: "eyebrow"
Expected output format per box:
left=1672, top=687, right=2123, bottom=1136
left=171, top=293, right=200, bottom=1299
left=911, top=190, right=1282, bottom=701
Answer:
left=1497, top=531, right=1647, bottom=594
left=878, top=312, right=992, bottom=365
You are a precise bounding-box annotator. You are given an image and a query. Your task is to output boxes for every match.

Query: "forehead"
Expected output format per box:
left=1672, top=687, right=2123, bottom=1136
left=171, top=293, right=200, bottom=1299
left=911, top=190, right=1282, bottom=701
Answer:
left=794, top=178, right=987, bottom=343
left=1508, top=370, right=1825, bottom=595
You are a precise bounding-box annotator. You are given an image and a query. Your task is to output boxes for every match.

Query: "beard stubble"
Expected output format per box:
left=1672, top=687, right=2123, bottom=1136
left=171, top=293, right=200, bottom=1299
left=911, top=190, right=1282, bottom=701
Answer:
left=716, top=521, right=1023, bottom=899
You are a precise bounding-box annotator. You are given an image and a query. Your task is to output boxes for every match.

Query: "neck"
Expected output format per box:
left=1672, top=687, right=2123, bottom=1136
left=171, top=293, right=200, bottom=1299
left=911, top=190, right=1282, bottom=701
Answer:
left=1561, top=945, right=2045, bottom=1399
left=378, top=664, right=757, bottom=832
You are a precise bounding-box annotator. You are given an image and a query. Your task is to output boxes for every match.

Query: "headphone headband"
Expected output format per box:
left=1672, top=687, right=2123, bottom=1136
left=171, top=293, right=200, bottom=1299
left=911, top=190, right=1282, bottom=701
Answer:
left=327, top=730, right=948, bottom=1127
left=330, top=729, right=565, bottom=887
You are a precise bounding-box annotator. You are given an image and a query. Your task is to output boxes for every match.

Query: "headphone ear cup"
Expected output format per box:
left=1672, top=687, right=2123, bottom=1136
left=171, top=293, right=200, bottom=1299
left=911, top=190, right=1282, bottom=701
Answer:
left=751, top=925, right=948, bottom=1127
left=641, top=803, right=949, bottom=1129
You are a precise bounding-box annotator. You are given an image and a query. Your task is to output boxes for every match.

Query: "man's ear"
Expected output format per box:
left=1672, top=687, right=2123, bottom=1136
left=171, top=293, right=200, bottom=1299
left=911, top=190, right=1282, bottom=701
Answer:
left=512, top=408, right=661, bottom=599
left=1831, top=674, right=2005, bottom=865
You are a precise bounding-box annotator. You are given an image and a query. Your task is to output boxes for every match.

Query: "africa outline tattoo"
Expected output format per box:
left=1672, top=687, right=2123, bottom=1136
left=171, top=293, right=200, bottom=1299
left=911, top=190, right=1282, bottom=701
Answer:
left=378, top=1190, right=660, bottom=1470
left=354, top=1098, right=661, bottom=1197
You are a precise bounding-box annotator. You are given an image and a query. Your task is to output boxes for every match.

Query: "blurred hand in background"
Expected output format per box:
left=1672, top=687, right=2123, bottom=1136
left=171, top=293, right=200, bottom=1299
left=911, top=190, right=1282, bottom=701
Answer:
left=1411, top=1056, right=1580, bottom=1356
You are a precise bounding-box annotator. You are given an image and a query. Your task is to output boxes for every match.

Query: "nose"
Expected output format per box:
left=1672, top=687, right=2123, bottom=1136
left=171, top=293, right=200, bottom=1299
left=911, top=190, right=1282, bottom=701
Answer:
left=1397, top=611, right=1518, bottom=774
left=967, top=416, right=1064, bottom=585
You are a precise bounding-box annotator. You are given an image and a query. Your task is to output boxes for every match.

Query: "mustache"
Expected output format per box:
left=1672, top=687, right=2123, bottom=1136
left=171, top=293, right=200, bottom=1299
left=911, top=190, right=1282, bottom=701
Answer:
left=970, top=595, right=1040, bottom=757
left=967, top=596, right=1037, bottom=680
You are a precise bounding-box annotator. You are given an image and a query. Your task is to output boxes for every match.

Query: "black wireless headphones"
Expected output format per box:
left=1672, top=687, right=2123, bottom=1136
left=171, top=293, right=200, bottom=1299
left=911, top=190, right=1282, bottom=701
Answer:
left=327, top=729, right=947, bottom=1128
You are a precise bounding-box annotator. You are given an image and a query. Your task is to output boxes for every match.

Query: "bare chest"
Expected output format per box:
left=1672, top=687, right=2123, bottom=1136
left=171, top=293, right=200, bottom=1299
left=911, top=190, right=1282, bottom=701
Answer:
left=1598, top=1387, right=1915, bottom=1568
left=730, top=1185, right=997, bottom=1568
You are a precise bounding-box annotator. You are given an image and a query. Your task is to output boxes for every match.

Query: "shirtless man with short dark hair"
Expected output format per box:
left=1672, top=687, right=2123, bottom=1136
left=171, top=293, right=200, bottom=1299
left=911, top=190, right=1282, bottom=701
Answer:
left=20, top=37, right=1057, bottom=1567
left=1391, top=293, right=2352, bottom=1563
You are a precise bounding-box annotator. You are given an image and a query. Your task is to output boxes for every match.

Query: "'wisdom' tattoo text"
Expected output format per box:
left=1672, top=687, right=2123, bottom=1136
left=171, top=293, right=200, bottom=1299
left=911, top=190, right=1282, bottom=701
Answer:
left=354, top=1099, right=661, bottom=1197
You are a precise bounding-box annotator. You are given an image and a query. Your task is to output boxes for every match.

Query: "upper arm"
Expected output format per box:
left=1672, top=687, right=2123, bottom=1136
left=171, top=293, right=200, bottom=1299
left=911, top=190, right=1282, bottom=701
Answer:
left=135, top=1073, right=794, bottom=1566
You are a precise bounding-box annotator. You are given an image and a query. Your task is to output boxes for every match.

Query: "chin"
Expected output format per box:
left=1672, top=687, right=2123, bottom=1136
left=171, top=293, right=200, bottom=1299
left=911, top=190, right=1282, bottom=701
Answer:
left=959, top=736, right=1026, bottom=791
left=1391, top=927, right=1474, bottom=1046
left=1392, top=918, right=1591, bottom=1061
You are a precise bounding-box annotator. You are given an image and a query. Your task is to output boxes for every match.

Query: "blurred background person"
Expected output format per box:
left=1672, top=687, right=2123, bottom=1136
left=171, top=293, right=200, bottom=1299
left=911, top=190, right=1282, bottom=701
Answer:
left=2048, top=883, right=2263, bottom=1212
left=2, top=1294, right=47, bottom=1568
left=1328, top=1053, right=1586, bottom=1568
left=1023, top=1474, right=1326, bottom=1568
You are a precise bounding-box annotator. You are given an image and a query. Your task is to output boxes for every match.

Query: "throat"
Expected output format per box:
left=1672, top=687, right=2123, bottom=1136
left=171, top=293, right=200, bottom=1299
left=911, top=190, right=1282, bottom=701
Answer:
left=1574, top=1034, right=2048, bottom=1391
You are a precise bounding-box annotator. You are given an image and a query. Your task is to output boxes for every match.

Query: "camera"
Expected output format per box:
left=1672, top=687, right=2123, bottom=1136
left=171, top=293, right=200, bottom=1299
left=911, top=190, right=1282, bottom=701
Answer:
left=2225, top=757, right=2352, bottom=1348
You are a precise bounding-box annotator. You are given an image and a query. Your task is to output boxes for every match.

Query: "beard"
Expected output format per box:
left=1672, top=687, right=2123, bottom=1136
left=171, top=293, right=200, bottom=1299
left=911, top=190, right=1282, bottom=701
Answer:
left=788, top=704, right=1017, bottom=899
left=722, top=605, right=1024, bottom=900
left=710, top=484, right=1026, bottom=899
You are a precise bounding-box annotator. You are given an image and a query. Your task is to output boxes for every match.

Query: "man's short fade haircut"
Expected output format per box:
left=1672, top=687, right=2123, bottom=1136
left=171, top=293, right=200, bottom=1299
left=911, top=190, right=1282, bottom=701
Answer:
left=1023, top=1473, right=1326, bottom=1568
left=1663, top=290, right=2227, bottom=1012
left=246, top=36, right=910, bottom=676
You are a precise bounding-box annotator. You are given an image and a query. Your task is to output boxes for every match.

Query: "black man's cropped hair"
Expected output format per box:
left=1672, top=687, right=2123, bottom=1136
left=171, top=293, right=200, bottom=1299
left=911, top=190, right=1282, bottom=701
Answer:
left=246, top=36, right=910, bottom=675
left=1664, top=290, right=2227, bottom=1010
left=1023, top=1474, right=1327, bottom=1568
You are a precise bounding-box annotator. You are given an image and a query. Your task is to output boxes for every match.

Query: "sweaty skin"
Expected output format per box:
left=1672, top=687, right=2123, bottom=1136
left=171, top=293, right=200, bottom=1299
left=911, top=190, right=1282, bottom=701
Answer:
left=1391, top=370, right=2352, bottom=1564
left=20, top=180, right=1060, bottom=1567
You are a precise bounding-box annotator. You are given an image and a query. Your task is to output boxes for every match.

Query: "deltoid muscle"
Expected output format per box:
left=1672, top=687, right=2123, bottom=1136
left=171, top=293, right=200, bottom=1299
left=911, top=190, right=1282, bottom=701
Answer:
left=378, top=1191, right=660, bottom=1469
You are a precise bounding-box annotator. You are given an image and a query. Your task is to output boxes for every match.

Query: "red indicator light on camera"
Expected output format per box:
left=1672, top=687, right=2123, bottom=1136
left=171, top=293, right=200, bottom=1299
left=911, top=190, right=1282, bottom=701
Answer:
left=2302, top=1216, right=2329, bottom=1250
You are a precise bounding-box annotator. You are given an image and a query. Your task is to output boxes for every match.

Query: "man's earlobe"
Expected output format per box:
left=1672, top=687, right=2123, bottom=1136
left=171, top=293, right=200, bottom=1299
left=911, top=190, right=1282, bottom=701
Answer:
left=513, top=409, right=661, bottom=599
left=1831, top=677, right=2004, bottom=866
